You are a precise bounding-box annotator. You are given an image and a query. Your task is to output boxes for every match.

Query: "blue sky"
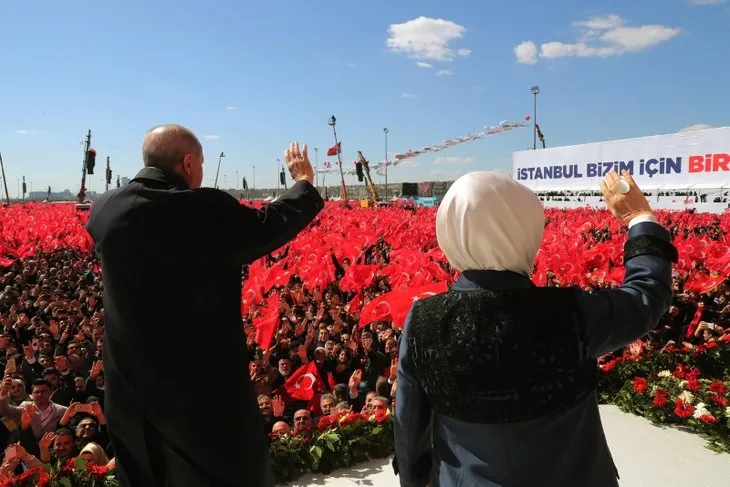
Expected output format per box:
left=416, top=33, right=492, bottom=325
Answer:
left=0, top=0, right=728, bottom=195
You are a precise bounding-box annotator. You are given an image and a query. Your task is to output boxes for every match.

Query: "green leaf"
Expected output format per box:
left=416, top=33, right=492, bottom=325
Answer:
left=74, top=456, right=88, bottom=470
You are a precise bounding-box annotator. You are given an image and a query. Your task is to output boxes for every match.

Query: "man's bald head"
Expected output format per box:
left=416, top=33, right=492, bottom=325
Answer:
left=142, top=124, right=202, bottom=171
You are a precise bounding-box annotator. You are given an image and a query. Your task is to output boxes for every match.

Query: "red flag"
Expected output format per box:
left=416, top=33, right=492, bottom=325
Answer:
left=685, top=303, right=704, bottom=338
left=327, top=142, right=341, bottom=156
left=253, top=292, right=280, bottom=349
left=339, top=264, right=378, bottom=292
left=280, top=361, right=326, bottom=401
left=358, top=281, right=448, bottom=329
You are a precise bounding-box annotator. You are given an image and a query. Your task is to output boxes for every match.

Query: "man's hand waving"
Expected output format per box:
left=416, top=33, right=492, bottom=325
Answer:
left=284, top=142, right=314, bottom=184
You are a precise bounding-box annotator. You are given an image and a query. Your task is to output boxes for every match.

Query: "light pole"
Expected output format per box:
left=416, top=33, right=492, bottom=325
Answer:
left=383, top=128, right=389, bottom=201
left=276, top=158, right=281, bottom=194
left=329, top=115, right=348, bottom=202
left=252, top=165, right=256, bottom=191
left=314, top=147, right=319, bottom=189
left=236, top=170, right=239, bottom=191
left=214, top=152, right=226, bottom=188
left=530, top=85, right=540, bottom=150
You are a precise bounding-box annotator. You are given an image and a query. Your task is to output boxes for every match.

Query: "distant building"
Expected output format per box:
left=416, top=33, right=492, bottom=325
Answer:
left=121, top=177, right=130, bottom=187
left=28, top=189, right=75, bottom=201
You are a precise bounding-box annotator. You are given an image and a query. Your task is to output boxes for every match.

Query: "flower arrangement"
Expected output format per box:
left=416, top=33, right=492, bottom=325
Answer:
left=598, top=340, right=730, bottom=453
left=0, top=458, right=118, bottom=487
left=269, top=408, right=394, bottom=484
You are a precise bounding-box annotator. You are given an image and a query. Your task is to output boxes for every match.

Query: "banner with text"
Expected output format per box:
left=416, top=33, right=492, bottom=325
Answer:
left=512, top=127, right=730, bottom=192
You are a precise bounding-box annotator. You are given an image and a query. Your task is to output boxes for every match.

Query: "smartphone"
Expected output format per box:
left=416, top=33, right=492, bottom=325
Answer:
left=5, top=358, right=16, bottom=375
left=77, top=404, right=93, bottom=414
left=6, top=444, right=18, bottom=460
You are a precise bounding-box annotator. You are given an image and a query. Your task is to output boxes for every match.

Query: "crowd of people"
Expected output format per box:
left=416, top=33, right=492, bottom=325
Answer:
left=0, top=250, right=113, bottom=479
left=0, top=200, right=728, bottom=482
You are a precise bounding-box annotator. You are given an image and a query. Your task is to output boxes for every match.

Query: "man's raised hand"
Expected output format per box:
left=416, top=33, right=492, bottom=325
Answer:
left=284, top=142, right=314, bottom=184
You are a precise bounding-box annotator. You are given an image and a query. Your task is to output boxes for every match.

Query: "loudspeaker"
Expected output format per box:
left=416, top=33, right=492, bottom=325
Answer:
left=401, top=182, right=418, bottom=196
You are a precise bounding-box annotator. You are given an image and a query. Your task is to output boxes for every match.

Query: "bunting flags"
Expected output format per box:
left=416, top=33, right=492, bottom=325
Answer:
left=315, top=120, right=527, bottom=175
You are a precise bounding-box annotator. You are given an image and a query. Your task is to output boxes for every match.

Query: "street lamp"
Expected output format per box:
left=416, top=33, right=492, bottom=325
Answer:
left=329, top=115, right=348, bottom=202
left=383, top=128, right=389, bottom=201
left=530, top=85, right=540, bottom=150
left=214, top=152, right=226, bottom=188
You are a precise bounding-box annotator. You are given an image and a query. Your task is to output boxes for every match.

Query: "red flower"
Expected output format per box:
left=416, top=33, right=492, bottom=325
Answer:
left=599, top=358, right=620, bottom=372
left=709, top=380, right=728, bottom=396
left=652, top=389, right=669, bottom=408
left=632, top=377, right=649, bottom=394
left=685, top=377, right=701, bottom=392
left=89, top=463, right=110, bottom=476
left=673, top=399, right=695, bottom=419
left=317, top=415, right=336, bottom=431
left=672, top=363, right=688, bottom=379
left=710, top=394, right=728, bottom=407
left=699, top=414, right=718, bottom=424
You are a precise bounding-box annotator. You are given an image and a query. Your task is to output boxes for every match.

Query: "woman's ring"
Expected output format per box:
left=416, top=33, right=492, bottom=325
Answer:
left=615, top=178, right=630, bottom=195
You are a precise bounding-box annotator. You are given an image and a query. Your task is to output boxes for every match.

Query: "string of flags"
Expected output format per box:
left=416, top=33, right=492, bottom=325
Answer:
left=315, top=120, right=528, bottom=176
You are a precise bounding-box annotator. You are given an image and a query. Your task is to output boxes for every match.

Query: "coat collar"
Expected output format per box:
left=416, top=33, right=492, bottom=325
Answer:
left=452, top=269, right=536, bottom=292
left=132, top=167, right=190, bottom=190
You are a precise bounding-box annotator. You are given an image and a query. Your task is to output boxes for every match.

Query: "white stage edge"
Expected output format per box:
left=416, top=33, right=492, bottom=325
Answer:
left=288, top=406, right=730, bottom=487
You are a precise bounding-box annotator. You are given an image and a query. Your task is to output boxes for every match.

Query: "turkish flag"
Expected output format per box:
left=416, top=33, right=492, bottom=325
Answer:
left=253, top=292, right=280, bottom=349
left=358, top=281, right=448, bottom=329
left=280, top=361, right=325, bottom=401
left=327, top=142, right=341, bottom=156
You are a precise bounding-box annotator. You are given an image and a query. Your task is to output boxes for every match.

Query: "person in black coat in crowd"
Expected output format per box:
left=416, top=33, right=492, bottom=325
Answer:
left=86, top=125, right=323, bottom=487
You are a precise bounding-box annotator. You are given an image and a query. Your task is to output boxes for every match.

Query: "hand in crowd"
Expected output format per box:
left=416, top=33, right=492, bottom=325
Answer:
left=20, top=403, right=37, bottom=429
left=271, top=396, right=285, bottom=417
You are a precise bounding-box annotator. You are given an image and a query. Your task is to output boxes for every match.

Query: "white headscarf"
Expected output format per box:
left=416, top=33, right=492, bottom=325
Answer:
left=436, top=172, right=545, bottom=276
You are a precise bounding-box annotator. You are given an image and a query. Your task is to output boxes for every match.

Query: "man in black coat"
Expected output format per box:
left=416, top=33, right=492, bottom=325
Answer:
left=85, top=125, right=323, bottom=487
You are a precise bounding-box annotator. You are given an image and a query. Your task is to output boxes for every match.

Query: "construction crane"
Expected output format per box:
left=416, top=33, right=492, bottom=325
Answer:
left=355, top=151, right=380, bottom=202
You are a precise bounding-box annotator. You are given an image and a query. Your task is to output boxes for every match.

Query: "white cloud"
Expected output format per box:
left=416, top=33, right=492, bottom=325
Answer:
left=398, top=160, right=421, bottom=168
left=15, top=129, right=47, bottom=136
left=514, top=41, right=538, bottom=64
left=225, top=106, right=236, bottom=111
left=433, top=156, right=474, bottom=165
left=416, top=62, right=433, bottom=68
left=401, top=93, right=417, bottom=99
left=387, top=17, right=470, bottom=61
left=204, top=134, right=220, bottom=140
left=679, top=123, right=713, bottom=132
left=690, top=0, right=725, bottom=4
left=515, top=15, right=680, bottom=64
left=345, top=62, right=357, bottom=68
left=436, top=69, right=453, bottom=76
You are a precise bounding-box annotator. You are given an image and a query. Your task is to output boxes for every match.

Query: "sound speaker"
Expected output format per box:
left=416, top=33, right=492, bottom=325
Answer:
left=401, top=182, right=418, bottom=196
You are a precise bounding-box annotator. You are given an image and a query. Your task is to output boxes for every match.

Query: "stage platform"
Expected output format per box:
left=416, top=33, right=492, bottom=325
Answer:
left=288, top=405, right=730, bottom=487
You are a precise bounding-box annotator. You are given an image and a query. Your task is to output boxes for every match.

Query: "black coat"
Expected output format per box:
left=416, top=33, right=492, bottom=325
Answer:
left=86, top=167, right=324, bottom=486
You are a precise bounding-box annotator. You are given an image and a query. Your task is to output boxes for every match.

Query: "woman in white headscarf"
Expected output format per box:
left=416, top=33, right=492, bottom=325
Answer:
left=394, top=170, right=677, bottom=487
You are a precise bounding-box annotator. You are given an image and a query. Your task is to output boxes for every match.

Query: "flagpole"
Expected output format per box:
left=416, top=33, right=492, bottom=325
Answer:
left=328, top=115, right=348, bottom=202
left=530, top=85, right=540, bottom=150
left=0, top=153, right=10, bottom=206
